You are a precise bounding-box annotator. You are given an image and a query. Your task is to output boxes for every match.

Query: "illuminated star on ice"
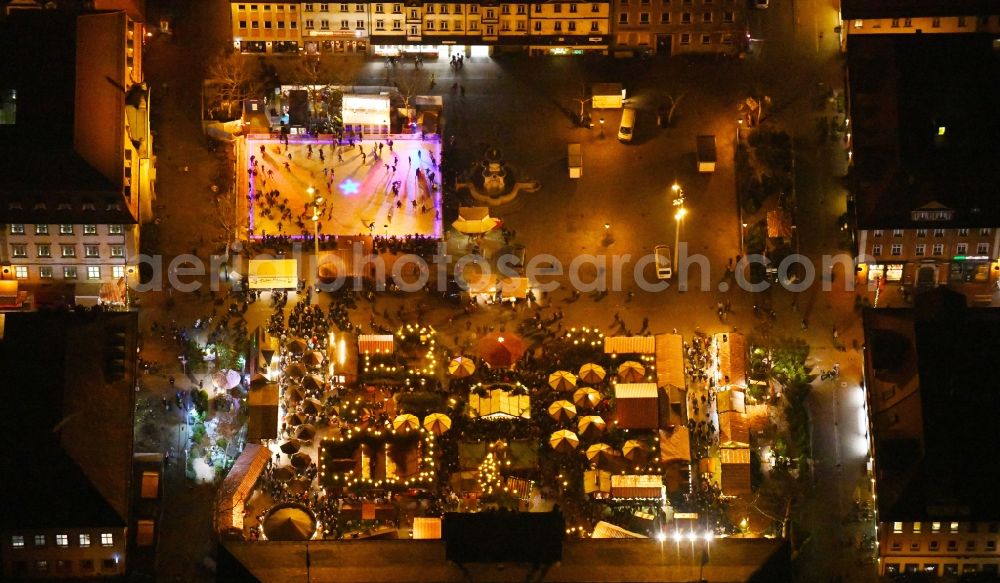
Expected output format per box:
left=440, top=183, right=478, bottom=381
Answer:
left=339, top=178, right=360, bottom=196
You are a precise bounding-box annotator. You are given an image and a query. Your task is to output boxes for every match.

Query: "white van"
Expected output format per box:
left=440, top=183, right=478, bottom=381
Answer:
left=654, top=245, right=672, bottom=280
left=618, top=107, right=636, bottom=142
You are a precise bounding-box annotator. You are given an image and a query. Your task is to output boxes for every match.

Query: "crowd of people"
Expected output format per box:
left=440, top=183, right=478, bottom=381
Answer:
left=372, top=234, right=439, bottom=257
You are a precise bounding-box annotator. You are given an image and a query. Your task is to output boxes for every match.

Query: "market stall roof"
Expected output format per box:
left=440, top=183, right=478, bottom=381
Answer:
left=654, top=333, right=685, bottom=390
left=715, top=332, right=747, bottom=388
left=583, top=469, right=611, bottom=495
left=717, top=388, right=747, bottom=414
left=413, top=517, right=442, bottom=540
left=262, top=503, right=317, bottom=541
left=216, top=444, right=272, bottom=534
left=469, top=388, right=530, bottom=419
left=614, top=383, right=659, bottom=429
left=359, top=334, right=394, bottom=355
left=720, top=447, right=752, bottom=497
left=610, top=474, right=664, bottom=500
left=604, top=335, right=656, bottom=355
left=659, top=427, right=691, bottom=463
left=719, top=411, right=750, bottom=447
left=591, top=521, right=646, bottom=539
left=247, top=384, right=279, bottom=441
left=248, top=258, right=298, bottom=290
left=477, top=332, right=526, bottom=368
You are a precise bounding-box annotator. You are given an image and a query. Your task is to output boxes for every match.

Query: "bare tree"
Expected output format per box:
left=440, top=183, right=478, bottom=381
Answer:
left=290, top=55, right=366, bottom=127
left=572, top=83, right=591, bottom=124
left=660, top=90, right=686, bottom=127
left=205, top=51, right=262, bottom=120
left=390, top=66, right=427, bottom=110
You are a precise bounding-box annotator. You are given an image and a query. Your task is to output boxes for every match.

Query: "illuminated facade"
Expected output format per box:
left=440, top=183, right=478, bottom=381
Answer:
left=610, top=0, right=746, bottom=55
left=230, top=0, right=613, bottom=56
left=847, top=34, right=1000, bottom=292
left=232, top=0, right=302, bottom=54
left=0, top=9, right=150, bottom=298
left=840, top=0, right=1000, bottom=50
left=863, top=307, right=1000, bottom=577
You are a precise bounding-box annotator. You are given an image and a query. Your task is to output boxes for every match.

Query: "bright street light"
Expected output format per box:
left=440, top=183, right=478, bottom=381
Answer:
left=671, top=183, right=686, bottom=267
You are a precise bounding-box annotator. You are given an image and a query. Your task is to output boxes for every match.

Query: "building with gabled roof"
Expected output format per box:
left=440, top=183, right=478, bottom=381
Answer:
left=0, top=6, right=153, bottom=295
left=0, top=311, right=139, bottom=579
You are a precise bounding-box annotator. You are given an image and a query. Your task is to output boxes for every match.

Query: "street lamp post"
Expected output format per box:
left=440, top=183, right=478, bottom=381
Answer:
left=671, top=183, right=686, bottom=268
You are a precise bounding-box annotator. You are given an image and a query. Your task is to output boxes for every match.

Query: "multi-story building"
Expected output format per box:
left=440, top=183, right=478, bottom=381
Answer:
left=229, top=0, right=613, bottom=57
left=0, top=7, right=152, bottom=302
left=848, top=33, right=1000, bottom=292
left=232, top=0, right=302, bottom=54
left=839, top=0, right=1000, bottom=49
left=0, top=311, right=139, bottom=579
left=301, top=1, right=370, bottom=54
left=611, top=0, right=746, bottom=56
left=863, top=302, right=1000, bottom=577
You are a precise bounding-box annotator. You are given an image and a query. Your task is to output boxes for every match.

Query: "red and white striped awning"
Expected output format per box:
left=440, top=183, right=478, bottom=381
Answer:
left=604, top=336, right=656, bottom=355
left=358, top=334, right=394, bottom=355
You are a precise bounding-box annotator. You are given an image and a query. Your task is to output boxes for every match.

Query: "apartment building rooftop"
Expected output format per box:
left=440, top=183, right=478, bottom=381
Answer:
left=848, top=33, right=1000, bottom=229
left=841, top=0, right=1000, bottom=20
left=0, top=311, right=137, bottom=531
left=0, top=9, right=137, bottom=224
left=863, top=292, right=1000, bottom=522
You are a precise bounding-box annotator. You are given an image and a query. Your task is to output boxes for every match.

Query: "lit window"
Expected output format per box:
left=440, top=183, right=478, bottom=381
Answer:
left=79, top=534, right=90, bottom=548
left=894, top=522, right=904, bottom=533
left=35, top=224, right=49, bottom=235
left=59, top=224, right=73, bottom=235
left=950, top=522, right=959, bottom=532
left=55, top=534, right=68, bottom=548
left=12, top=535, right=25, bottom=549
left=87, top=266, right=101, bottom=280
left=34, top=535, right=45, bottom=546
left=108, top=224, right=123, bottom=235
left=14, top=266, right=27, bottom=279
left=112, top=266, right=125, bottom=279
left=9, top=224, right=24, bottom=234
left=100, top=533, right=113, bottom=547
